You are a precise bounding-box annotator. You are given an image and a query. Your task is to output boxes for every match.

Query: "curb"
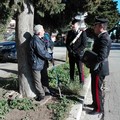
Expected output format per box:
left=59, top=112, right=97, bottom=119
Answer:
left=66, top=75, right=91, bottom=120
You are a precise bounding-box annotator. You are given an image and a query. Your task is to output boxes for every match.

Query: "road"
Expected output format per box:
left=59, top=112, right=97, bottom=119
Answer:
left=53, top=47, right=67, bottom=62
left=80, top=43, right=120, bottom=120
left=0, top=47, right=67, bottom=78
left=104, top=43, right=120, bottom=120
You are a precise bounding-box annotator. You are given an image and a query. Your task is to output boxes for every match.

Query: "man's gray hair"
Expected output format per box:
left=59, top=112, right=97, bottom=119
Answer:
left=34, top=24, right=43, bottom=34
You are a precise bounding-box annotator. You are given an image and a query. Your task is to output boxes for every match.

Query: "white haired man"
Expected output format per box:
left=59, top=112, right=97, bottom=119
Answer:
left=29, top=25, right=54, bottom=101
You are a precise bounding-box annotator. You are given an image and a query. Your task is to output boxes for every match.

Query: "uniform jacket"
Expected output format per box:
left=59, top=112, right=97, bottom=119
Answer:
left=66, top=30, right=87, bottom=59
left=29, top=35, right=52, bottom=71
left=91, top=32, right=112, bottom=76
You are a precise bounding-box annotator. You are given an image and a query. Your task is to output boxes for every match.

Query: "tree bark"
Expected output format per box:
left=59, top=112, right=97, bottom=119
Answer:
left=16, top=0, right=36, bottom=98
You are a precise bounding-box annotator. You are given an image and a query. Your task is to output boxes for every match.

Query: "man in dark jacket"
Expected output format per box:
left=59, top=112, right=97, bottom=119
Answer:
left=65, top=15, right=87, bottom=84
left=86, top=17, right=112, bottom=114
left=29, top=25, right=54, bottom=101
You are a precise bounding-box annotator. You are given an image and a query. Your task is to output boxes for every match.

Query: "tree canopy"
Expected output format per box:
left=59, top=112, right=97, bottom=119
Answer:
left=0, top=0, right=120, bottom=33
left=0, top=0, right=65, bottom=33
left=86, top=0, right=120, bottom=29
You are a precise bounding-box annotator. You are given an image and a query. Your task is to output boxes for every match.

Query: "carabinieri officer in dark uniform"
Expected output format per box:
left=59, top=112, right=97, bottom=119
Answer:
left=65, top=14, right=87, bottom=84
left=86, top=17, right=112, bottom=115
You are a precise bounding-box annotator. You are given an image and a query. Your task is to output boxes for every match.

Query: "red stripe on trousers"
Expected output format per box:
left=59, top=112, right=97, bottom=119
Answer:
left=95, top=75, right=100, bottom=112
left=82, top=64, right=84, bottom=81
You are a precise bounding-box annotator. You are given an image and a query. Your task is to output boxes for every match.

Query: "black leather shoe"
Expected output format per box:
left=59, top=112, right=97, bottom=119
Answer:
left=87, top=109, right=103, bottom=115
left=45, top=92, right=51, bottom=96
left=35, top=96, right=44, bottom=101
left=84, top=104, right=95, bottom=108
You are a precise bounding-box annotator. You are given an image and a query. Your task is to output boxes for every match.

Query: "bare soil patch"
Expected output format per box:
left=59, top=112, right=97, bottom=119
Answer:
left=5, top=100, right=54, bottom=120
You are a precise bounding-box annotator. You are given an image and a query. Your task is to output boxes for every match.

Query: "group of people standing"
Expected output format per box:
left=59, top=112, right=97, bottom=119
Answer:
left=28, top=15, right=112, bottom=115
left=66, top=15, right=111, bottom=115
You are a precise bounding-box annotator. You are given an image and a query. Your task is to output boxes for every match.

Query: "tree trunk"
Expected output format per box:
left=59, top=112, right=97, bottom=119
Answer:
left=16, top=0, right=36, bottom=98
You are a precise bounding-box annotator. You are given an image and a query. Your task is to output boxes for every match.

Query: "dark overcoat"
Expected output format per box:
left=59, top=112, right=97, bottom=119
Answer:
left=91, top=32, right=112, bottom=76
left=66, top=30, right=87, bottom=59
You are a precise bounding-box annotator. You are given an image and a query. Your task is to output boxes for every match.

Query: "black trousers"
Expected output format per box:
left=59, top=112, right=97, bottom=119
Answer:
left=91, top=72, right=105, bottom=112
left=69, top=54, right=84, bottom=83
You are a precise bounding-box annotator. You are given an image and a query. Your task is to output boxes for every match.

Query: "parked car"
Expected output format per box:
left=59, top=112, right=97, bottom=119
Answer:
left=108, top=21, right=120, bottom=43
left=0, top=41, right=17, bottom=62
left=54, top=35, right=66, bottom=47
left=4, top=32, right=15, bottom=41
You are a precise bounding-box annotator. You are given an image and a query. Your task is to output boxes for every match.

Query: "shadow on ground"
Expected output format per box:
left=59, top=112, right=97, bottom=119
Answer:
left=0, top=68, right=17, bottom=75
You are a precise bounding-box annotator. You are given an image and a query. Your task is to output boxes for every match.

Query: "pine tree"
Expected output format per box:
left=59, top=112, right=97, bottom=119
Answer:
left=86, top=0, right=120, bottom=29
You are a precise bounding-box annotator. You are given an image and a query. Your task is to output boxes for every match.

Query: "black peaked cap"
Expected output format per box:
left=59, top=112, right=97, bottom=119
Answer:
left=95, top=17, right=108, bottom=24
left=72, top=19, right=80, bottom=24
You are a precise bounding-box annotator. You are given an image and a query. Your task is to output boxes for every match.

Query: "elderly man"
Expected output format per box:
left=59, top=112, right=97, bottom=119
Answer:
left=29, top=25, right=54, bottom=101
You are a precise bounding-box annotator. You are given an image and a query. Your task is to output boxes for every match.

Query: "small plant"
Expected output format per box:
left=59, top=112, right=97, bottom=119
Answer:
left=61, top=80, right=83, bottom=96
left=48, top=62, right=89, bottom=95
left=0, top=99, right=10, bottom=119
left=48, top=63, right=70, bottom=87
left=8, top=98, right=35, bottom=110
left=47, top=96, right=73, bottom=120
left=0, top=98, right=36, bottom=119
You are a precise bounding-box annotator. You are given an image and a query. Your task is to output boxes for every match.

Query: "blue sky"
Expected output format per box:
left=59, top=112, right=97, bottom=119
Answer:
left=113, top=0, right=120, bottom=11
